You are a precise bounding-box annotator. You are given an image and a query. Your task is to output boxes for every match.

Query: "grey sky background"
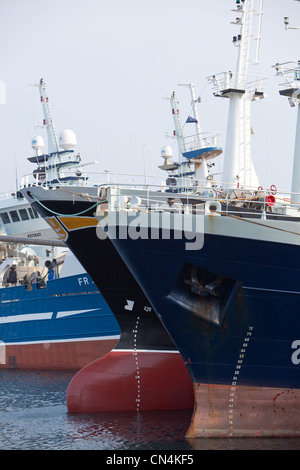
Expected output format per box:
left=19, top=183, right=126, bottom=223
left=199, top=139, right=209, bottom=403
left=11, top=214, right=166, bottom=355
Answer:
left=0, top=0, right=299, bottom=193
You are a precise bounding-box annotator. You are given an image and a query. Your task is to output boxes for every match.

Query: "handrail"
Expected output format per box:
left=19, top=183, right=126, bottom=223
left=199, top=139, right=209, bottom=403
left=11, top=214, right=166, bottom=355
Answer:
left=18, top=166, right=300, bottom=216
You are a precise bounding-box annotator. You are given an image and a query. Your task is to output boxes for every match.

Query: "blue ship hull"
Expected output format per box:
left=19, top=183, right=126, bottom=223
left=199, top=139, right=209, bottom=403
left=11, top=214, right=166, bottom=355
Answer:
left=107, top=211, right=300, bottom=436
left=0, top=273, right=119, bottom=369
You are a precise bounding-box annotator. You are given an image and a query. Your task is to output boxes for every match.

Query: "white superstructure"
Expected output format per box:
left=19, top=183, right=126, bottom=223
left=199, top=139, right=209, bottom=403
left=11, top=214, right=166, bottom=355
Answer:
left=207, top=0, right=265, bottom=190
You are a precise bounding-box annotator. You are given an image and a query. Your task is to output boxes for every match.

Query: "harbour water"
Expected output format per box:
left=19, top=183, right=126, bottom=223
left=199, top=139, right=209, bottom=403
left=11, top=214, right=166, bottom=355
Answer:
left=0, top=370, right=299, bottom=452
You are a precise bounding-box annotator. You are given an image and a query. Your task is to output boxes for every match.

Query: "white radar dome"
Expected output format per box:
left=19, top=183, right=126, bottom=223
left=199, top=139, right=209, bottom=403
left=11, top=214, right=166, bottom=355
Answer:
left=31, top=136, right=45, bottom=150
left=19, top=247, right=37, bottom=257
left=59, top=129, right=77, bottom=150
left=161, top=145, right=173, bottom=159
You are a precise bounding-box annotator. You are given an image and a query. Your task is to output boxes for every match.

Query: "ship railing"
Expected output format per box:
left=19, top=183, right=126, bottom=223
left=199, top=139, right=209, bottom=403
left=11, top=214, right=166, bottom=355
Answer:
left=272, top=61, right=300, bottom=90
left=182, top=131, right=221, bottom=153
left=96, top=179, right=300, bottom=221
left=19, top=166, right=300, bottom=220
left=20, top=170, right=91, bottom=189
left=20, top=169, right=201, bottom=190
left=206, top=71, right=267, bottom=96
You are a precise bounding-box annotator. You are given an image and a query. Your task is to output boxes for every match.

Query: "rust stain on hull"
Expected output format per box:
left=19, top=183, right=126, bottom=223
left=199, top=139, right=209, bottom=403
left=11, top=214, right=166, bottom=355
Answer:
left=187, top=382, right=300, bottom=438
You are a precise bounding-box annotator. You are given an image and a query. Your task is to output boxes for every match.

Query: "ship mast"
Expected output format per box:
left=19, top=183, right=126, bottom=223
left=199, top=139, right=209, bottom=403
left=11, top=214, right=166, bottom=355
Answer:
left=273, top=60, right=300, bottom=204
left=272, top=5, right=300, bottom=204
left=179, top=83, right=209, bottom=182
left=38, top=78, right=59, bottom=154
left=165, top=84, right=222, bottom=185
left=207, top=0, right=265, bottom=189
left=178, top=83, right=203, bottom=138
left=169, top=91, right=186, bottom=160
left=29, top=79, right=82, bottom=186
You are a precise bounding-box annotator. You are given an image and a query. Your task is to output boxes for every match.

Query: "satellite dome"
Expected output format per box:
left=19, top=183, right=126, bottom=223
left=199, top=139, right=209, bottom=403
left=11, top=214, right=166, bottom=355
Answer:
left=59, top=129, right=77, bottom=150
left=161, top=145, right=173, bottom=159
left=31, top=136, right=45, bottom=150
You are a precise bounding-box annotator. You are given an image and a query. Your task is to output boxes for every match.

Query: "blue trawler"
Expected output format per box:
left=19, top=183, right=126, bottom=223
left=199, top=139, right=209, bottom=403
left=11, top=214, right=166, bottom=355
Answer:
left=0, top=78, right=119, bottom=369
left=0, top=250, right=119, bottom=369
left=102, top=0, right=300, bottom=436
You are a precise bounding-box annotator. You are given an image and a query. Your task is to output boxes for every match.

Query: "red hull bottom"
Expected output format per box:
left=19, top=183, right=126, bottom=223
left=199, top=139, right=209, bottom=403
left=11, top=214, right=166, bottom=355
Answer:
left=0, top=339, right=118, bottom=370
left=187, top=383, right=300, bottom=438
left=67, top=350, right=194, bottom=412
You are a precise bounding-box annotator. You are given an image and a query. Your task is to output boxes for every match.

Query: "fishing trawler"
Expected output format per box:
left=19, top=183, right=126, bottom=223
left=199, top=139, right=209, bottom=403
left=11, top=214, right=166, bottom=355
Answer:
left=0, top=79, right=120, bottom=369
left=0, top=246, right=119, bottom=370
left=99, top=0, right=300, bottom=436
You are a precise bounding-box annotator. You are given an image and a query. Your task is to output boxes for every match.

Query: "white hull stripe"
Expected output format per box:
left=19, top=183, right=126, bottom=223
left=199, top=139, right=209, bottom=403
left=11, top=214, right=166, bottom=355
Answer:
left=0, top=312, right=53, bottom=324
left=56, top=308, right=99, bottom=319
left=0, top=309, right=100, bottom=324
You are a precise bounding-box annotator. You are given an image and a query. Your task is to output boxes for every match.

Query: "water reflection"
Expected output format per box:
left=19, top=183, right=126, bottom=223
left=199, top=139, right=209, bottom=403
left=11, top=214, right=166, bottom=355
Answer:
left=66, top=409, right=193, bottom=450
left=0, top=370, right=299, bottom=450
left=0, top=370, right=73, bottom=411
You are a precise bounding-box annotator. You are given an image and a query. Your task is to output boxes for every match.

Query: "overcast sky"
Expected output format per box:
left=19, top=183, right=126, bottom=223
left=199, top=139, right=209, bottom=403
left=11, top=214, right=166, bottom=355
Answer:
left=0, top=0, right=299, bottom=193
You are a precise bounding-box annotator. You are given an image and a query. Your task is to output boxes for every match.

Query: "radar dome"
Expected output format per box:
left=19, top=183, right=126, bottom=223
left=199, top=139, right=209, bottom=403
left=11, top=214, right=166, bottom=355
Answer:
left=161, top=146, right=173, bottom=159
left=59, top=129, right=77, bottom=150
left=19, top=247, right=37, bottom=257
left=31, top=136, right=45, bottom=150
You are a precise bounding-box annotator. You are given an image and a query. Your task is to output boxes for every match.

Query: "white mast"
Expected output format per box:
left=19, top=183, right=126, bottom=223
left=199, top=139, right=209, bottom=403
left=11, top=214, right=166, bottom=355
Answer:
left=179, top=83, right=209, bottom=182
left=207, top=0, right=265, bottom=189
left=165, top=84, right=222, bottom=185
left=38, top=78, right=59, bottom=154
left=30, top=79, right=82, bottom=186
left=273, top=6, right=300, bottom=204
left=273, top=61, right=300, bottom=204
left=169, top=91, right=186, bottom=159
left=179, top=83, right=203, bottom=137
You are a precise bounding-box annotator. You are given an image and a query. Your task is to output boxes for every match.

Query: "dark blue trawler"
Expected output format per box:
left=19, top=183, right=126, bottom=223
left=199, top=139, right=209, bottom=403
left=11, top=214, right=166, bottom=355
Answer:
left=106, top=204, right=300, bottom=436
left=103, top=0, right=300, bottom=436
